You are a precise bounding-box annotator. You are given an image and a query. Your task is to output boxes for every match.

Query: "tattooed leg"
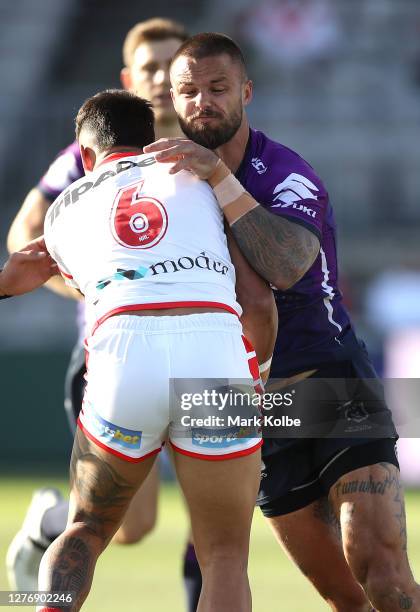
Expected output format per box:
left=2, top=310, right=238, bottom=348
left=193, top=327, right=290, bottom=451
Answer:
left=266, top=498, right=372, bottom=611
left=331, top=462, right=420, bottom=612
left=37, top=428, right=156, bottom=612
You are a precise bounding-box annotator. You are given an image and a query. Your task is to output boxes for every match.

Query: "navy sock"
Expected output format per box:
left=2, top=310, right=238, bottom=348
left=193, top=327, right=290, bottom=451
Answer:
left=40, top=500, right=69, bottom=544
left=183, top=543, right=202, bottom=612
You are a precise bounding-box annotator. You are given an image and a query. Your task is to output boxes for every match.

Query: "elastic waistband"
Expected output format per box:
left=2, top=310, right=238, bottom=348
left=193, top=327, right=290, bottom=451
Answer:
left=95, top=312, right=242, bottom=334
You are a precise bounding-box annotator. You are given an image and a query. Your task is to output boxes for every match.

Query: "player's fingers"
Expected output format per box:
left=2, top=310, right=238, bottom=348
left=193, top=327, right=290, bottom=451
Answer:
left=26, top=235, right=47, bottom=251
left=144, top=138, right=188, bottom=153
left=12, top=250, right=48, bottom=262
left=153, top=144, right=185, bottom=162
left=168, top=158, right=192, bottom=175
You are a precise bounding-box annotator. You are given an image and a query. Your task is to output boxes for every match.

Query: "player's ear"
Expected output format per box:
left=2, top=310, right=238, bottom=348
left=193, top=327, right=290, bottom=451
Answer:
left=80, top=145, right=96, bottom=173
left=243, top=79, right=253, bottom=107
left=120, top=67, right=132, bottom=91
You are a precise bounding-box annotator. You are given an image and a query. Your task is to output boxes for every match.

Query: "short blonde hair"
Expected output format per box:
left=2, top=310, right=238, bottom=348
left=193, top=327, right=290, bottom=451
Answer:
left=122, top=18, right=188, bottom=67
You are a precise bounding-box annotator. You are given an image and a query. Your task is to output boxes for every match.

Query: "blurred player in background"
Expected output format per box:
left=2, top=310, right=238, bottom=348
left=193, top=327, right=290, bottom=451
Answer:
left=6, top=18, right=206, bottom=612
left=144, top=32, right=420, bottom=611
left=38, top=89, right=272, bottom=612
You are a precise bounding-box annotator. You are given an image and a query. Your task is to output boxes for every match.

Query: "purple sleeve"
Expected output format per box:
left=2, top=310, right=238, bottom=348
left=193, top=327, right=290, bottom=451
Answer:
left=38, top=141, right=84, bottom=202
left=264, top=169, right=327, bottom=240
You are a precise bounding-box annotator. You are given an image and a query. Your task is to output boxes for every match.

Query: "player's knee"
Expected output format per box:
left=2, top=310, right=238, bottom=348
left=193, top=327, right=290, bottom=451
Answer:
left=70, top=508, right=116, bottom=548
left=200, top=542, right=248, bottom=572
left=309, top=578, right=368, bottom=611
left=346, top=543, right=408, bottom=604
left=300, top=563, right=368, bottom=611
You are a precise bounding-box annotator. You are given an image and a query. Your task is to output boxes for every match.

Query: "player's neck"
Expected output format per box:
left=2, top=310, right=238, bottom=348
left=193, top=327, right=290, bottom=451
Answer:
left=214, top=115, right=250, bottom=175
left=155, top=120, right=183, bottom=140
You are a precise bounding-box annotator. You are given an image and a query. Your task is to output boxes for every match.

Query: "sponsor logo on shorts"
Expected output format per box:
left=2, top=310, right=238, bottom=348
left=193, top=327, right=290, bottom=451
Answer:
left=344, top=400, right=369, bottom=424
left=192, top=426, right=254, bottom=448
left=89, top=410, right=142, bottom=450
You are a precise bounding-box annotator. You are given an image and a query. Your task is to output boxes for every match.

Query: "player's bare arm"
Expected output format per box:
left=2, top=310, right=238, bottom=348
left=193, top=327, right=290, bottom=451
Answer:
left=7, top=188, right=50, bottom=252
left=0, top=237, right=58, bottom=297
left=144, top=137, right=320, bottom=290
left=229, top=207, right=320, bottom=291
left=226, top=225, right=277, bottom=382
left=7, top=187, right=82, bottom=300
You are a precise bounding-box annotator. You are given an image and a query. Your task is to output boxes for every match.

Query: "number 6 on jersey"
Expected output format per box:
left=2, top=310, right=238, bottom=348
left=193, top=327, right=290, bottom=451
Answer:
left=111, top=180, right=168, bottom=249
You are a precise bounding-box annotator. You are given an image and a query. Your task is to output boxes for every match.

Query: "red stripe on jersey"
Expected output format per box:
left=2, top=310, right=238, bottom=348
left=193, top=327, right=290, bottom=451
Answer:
left=241, top=334, right=260, bottom=381
left=91, top=302, right=239, bottom=336
left=97, top=151, right=142, bottom=167
left=170, top=439, right=262, bottom=461
left=248, top=355, right=260, bottom=382
left=77, top=419, right=162, bottom=463
left=241, top=334, right=255, bottom=354
left=58, top=267, right=73, bottom=279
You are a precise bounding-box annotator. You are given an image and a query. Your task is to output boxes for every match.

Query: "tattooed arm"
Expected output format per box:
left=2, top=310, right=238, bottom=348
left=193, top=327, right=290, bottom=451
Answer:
left=230, top=206, right=320, bottom=290
left=205, top=156, right=320, bottom=289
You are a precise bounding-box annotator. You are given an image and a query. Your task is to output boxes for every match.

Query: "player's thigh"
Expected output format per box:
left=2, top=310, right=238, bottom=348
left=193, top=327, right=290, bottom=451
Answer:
left=173, top=450, right=260, bottom=558
left=267, top=497, right=366, bottom=594
left=68, top=428, right=157, bottom=541
left=267, top=496, right=341, bottom=563
left=329, top=458, right=407, bottom=579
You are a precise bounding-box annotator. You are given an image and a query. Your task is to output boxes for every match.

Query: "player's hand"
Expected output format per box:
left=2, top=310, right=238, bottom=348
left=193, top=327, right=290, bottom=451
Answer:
left=143, top=138, right=220, bottom=180
left=0, top=236, right=58, bottom=296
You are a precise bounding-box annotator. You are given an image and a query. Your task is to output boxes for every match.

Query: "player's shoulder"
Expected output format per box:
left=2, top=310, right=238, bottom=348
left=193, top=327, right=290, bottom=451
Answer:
left=243, top=128, right=329, bottom=209
left=39, top=140, right=84, bottom=202
left=252, top=129, right=325, bottom=188
left=48, top=141, right=82, bottom=172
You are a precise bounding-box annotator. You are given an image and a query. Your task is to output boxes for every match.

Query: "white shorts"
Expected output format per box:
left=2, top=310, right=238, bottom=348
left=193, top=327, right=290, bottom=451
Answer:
left=78, top=313, right=262, bottom=462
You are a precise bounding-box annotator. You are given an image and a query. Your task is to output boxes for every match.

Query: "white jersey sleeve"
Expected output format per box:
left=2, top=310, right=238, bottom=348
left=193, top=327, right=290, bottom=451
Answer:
left=44, top=152, right=241, bottom=334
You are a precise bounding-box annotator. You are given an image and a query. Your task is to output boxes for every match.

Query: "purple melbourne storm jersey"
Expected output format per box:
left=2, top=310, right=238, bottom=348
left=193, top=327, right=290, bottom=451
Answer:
left=236, top=129, right=357, bottom=377
left=38, top=141, right=86, bottom=339
left=38, top=141, right=84, bottom=202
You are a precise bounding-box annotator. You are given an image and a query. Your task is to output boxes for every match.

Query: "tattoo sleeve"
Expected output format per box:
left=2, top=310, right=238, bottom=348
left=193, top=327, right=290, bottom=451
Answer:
left=70, top=432, right=137, bottom=538
left=38, top=432, right=139, bottom=610
left=230, top=206, right=320, bottom=289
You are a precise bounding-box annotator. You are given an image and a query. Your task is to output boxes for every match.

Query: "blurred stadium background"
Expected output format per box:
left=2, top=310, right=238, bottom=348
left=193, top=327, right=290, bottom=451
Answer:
left=0, top=0, right=419, bottom=609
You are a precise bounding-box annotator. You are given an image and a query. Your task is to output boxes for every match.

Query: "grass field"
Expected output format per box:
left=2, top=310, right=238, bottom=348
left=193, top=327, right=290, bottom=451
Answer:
left=1, top=475, right=420, bottom=611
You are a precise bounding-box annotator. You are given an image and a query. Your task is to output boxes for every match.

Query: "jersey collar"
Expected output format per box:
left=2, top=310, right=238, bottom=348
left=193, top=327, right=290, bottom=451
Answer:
left=234, top=128, right=253, bottom=182
left=97, top=151, right=142, bottom=168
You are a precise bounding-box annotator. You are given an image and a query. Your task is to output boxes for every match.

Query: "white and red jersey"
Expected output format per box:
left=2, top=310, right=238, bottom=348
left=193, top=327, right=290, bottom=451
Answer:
left=44, top=151, right=240, bottom=334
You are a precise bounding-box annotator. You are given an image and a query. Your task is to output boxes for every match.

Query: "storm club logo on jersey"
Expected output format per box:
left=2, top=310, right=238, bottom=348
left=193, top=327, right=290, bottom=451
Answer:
left=111, top=180, right=168, bottom=249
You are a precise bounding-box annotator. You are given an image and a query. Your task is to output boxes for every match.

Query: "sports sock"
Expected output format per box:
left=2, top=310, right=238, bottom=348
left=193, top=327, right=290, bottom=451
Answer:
left=182, top=542, right=202, bottom=612
left=40, top=500, right=70, bottom=544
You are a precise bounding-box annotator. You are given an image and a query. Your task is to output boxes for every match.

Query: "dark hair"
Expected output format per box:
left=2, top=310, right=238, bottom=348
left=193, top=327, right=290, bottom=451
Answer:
left=75, top=90, right=155, bottom=151
left=123, top=18, right=188, bottom=67
left=170, top=32, right=247, bottom=77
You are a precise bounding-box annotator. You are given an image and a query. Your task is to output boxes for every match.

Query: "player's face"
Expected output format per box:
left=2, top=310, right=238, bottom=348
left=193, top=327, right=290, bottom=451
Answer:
left=121, top=38, right=182, bottom=123
left=170, top=54, right=252, bottom=149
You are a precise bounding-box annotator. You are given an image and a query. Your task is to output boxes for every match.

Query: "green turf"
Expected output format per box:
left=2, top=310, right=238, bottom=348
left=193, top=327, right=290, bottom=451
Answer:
left=1, top=476, right=420, bottom=611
